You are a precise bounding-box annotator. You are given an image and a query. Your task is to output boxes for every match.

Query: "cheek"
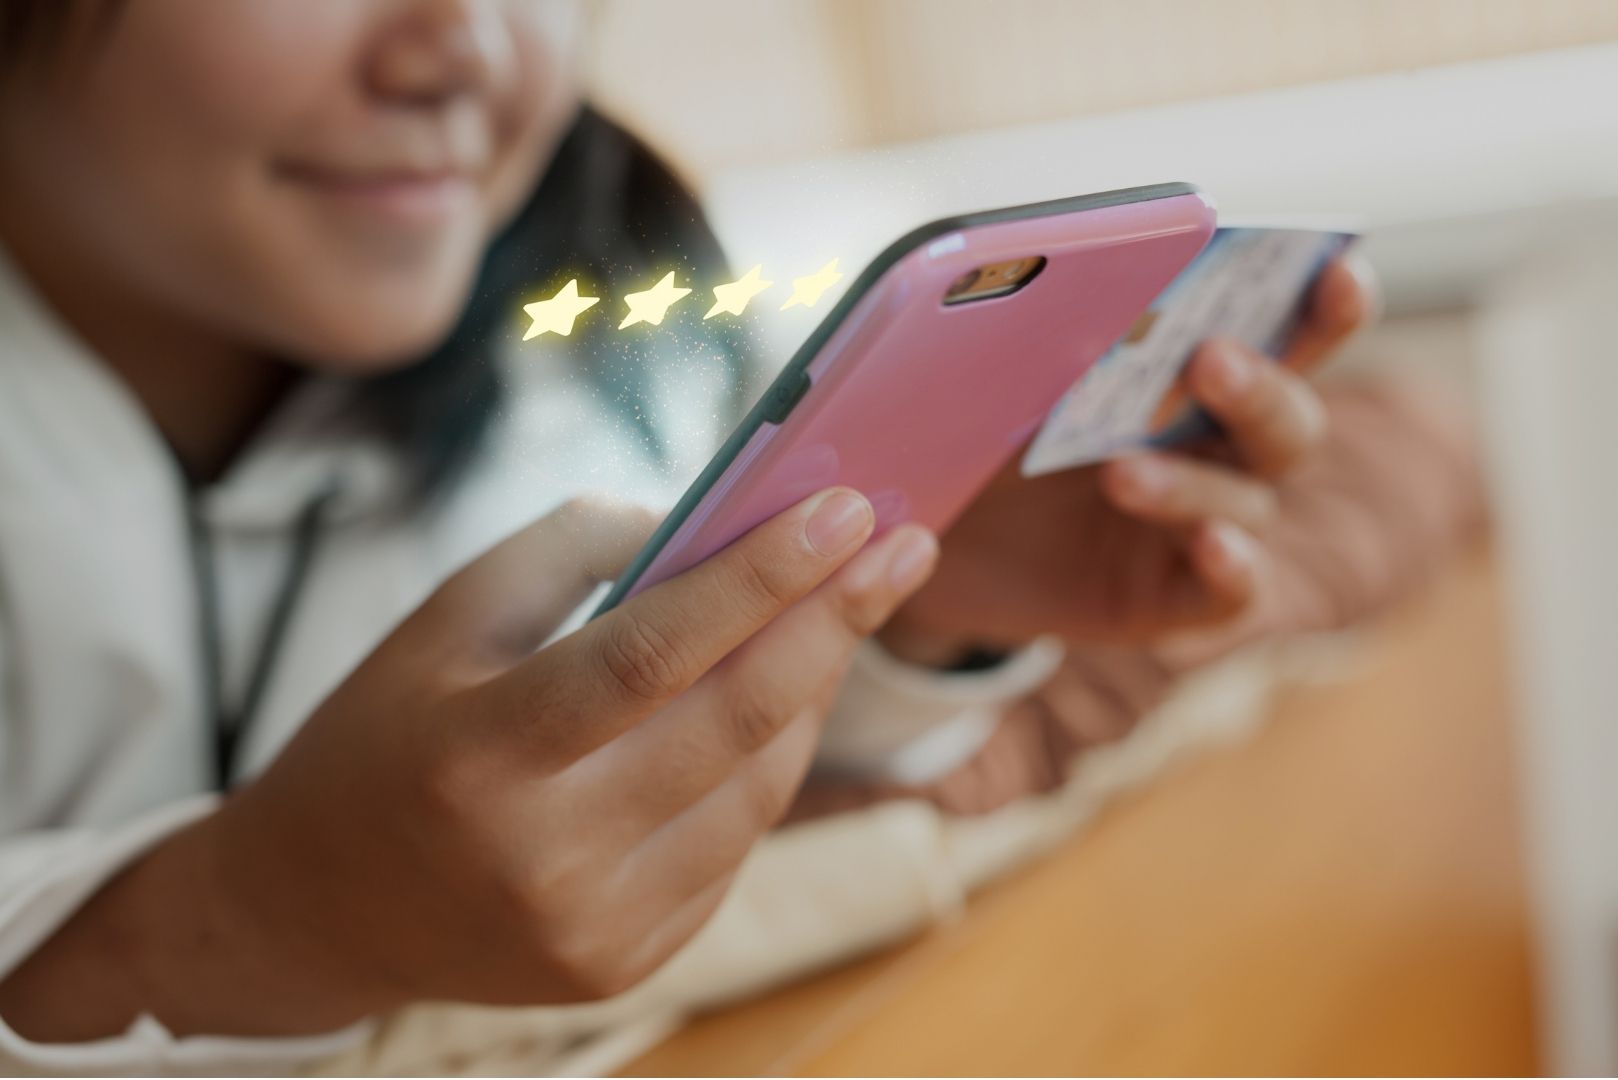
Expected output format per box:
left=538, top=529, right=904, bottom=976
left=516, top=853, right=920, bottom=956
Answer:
left=482, top=3, right=583, bottom=230
left=40, top=3, right=415, bottom=354
left=130, top=2, right=359, bottom=130
left=76, top=1, right=360, bottom=217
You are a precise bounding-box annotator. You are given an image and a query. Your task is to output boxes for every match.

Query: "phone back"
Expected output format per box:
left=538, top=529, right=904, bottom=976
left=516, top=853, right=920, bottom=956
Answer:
left=614, top=187, right=1216, bottom=605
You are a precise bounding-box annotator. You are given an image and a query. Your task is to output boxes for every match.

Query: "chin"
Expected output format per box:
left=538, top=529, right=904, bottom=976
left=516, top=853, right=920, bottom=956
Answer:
left=278, top=269, right=480, bottom=371
left=275, top=306, right=462, bottom=372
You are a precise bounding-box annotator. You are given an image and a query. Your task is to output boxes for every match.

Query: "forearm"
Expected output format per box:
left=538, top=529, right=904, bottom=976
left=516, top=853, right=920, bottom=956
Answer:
left=0, top=813, right=378, bottom=1044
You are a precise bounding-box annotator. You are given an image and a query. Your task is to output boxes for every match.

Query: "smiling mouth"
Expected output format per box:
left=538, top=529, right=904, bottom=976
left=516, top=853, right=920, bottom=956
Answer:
left=276, top=161, right=478, bottom=224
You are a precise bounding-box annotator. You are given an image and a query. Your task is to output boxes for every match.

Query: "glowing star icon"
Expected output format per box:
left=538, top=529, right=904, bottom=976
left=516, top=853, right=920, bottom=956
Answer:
left=704, top=264, right=774, bottom=319
left=780, top=258, right=843, bottom=310
left=618, top=271, right=692, bottom=329
left=522, top=279, right=599, bottom=340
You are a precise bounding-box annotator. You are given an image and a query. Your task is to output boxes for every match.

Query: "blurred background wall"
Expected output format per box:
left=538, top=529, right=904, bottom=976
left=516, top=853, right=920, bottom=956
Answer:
left=584, top=0, right=1618, bottom=180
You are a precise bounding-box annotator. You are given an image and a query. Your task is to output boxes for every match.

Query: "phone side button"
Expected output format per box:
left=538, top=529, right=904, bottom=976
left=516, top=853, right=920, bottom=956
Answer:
left=760, top=370, right=813, bottom=425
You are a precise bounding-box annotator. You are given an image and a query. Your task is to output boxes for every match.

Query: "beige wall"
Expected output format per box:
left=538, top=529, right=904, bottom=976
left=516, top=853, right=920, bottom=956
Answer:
left=583, top=0, right=1618, bottom=180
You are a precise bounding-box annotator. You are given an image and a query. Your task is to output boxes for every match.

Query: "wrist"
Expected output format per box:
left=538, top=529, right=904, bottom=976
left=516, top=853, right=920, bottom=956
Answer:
left=0, top=810, right=386, bottom=1045
left=818, top=635, right=1067, bottom=784
left=877, top=615, right=1022, bottom=670
left=181, top=800, right=399, bottom=1037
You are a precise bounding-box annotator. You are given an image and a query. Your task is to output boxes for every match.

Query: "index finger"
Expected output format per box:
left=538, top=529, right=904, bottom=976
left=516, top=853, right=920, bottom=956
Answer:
left=1281, top=255, right=1379, bottom=374
left=1187, top=340, right=1326, bottom=478
left=487, top=487, right=875, bottom=760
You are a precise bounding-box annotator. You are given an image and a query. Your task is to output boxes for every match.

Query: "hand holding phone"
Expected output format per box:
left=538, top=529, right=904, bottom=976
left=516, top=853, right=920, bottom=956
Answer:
left=597, top=183, right=1217, bottom=614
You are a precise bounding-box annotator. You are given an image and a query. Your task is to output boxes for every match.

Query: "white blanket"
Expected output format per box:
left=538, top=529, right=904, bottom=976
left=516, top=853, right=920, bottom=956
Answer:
left=308, top=636, right=1363, bottom=1077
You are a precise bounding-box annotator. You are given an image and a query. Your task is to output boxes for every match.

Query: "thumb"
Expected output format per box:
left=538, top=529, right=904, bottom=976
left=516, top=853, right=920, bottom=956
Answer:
left=412, top=496, right=662, bottom=662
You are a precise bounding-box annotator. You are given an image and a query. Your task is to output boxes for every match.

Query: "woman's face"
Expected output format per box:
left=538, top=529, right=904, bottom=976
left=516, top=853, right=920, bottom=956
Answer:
left=0, top=0, right=581, bottom=368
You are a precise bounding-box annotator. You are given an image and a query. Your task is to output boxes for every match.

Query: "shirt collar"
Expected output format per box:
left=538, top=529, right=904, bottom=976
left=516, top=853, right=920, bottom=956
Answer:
left=0, top=244, right=413, bottom=535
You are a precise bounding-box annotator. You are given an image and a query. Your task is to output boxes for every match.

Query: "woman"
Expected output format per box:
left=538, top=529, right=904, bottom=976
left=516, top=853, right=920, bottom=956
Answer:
left=0, top=1, right=1423, bottom=1073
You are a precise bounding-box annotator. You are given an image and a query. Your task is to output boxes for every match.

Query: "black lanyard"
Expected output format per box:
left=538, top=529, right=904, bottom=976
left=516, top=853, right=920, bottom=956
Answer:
left=186, top=485, right=338, bottom=790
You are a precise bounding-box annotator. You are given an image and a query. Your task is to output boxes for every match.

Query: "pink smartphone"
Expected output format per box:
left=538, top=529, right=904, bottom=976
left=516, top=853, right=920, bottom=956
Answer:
left=594, top=183, right=1217, bottom=613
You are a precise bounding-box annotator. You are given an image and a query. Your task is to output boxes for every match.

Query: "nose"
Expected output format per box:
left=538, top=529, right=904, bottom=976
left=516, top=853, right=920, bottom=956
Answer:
left=367, top=0, right=513, bottom=105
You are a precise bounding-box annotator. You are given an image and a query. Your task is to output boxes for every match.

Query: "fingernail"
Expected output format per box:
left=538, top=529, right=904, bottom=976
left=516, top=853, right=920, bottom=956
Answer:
left=886, top=529, right=939, bottom=591
left=1209, top=521, right=1256, bottom=577
left=805, top=490, right=872, bottom=556
left=1206, top=342, right=1254, bottom=401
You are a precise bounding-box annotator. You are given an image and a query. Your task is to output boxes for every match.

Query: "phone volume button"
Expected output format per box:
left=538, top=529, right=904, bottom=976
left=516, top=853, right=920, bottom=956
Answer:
left=762, top=370, right=812, bottom=424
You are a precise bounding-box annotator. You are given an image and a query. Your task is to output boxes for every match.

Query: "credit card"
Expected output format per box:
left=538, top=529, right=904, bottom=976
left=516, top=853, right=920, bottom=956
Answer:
left=1020, top=226, right=1357, bottom=477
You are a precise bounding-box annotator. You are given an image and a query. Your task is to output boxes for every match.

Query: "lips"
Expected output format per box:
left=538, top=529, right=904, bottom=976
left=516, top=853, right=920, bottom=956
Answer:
left=274, top=155, right=483, bottom=225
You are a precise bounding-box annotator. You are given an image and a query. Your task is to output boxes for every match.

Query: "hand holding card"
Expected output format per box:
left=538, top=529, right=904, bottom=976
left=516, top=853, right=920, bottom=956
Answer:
left=1020, top=226, right=1358, bottom=477
left=882, top=244, right=1373, bottom=656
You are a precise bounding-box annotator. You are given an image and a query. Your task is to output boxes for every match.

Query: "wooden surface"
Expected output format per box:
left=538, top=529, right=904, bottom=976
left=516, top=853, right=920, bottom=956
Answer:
left=625, top=547, right=1540, bottom=1076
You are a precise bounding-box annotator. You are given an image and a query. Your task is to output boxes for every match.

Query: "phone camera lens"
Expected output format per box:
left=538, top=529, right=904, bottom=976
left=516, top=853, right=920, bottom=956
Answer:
left=949, top=269, right=981, bottom=294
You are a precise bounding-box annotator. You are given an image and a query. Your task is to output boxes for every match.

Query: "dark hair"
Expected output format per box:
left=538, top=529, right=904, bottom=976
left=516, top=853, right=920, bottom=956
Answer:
left=364, top=105, right=749, bottom=499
